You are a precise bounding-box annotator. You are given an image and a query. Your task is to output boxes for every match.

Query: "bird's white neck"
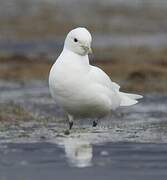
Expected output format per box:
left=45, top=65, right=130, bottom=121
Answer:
left=61, top=47, right=90, bottom=66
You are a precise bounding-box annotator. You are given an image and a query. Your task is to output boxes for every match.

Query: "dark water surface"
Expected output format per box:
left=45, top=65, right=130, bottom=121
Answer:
left=0, top=80, right=167, bottom=180
left=1, top=142, right=167, bottom=180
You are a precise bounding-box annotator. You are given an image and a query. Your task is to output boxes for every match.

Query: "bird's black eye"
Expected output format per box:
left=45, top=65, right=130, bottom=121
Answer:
left=74, top=38, right=78, bottom=42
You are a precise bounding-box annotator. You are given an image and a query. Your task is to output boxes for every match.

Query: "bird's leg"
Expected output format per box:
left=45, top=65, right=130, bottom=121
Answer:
left=67, top=114, right=74, bottom=130
left=92, top=119, right=98, bottom=127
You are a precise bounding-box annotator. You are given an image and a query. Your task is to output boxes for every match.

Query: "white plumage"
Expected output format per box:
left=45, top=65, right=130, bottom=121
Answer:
left=49, top=27, right=142, bottom=129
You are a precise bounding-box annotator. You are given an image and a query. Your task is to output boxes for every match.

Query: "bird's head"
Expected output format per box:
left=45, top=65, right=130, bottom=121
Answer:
left=64, top=27, right=92, bottom=56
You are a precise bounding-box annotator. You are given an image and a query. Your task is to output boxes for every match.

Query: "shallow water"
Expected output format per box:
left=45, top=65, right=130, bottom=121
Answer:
left=1, top=142, right=167, bottom=180
left=0, top=80, right=167, bottom=179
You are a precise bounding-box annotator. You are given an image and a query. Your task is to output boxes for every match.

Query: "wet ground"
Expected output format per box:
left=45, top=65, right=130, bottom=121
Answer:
left=0, top=80, right=167, bottom=179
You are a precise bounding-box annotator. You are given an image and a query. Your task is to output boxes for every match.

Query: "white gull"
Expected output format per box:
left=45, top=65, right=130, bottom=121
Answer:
left=49, top=27, right=142, bottom=129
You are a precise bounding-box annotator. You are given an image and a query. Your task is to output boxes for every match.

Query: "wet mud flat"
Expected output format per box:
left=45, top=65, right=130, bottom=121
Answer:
left=0, top=80, right=167, bottom=180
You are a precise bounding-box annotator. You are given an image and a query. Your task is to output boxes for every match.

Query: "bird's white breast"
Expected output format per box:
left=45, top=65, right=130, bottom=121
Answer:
left=49, top=49, right=114, bottom=118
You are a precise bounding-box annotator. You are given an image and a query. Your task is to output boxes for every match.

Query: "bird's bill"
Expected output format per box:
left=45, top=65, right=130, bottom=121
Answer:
left=81, top=44, right=92, bottom=54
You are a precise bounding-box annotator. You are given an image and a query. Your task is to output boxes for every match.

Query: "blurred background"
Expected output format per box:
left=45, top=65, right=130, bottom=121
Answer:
left=0, top=0, right=167, bottom=92
left=1, top=1, right=167, bottom=179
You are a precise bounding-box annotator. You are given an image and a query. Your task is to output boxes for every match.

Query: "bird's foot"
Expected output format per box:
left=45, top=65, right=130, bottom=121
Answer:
left=92, top=120, right=98, bottom=127
left=67, top=114, right=74, bottom=130
left=69, top=121, right=73, bottom=130
left=64, top=129, right=70, bottom=135
left=64, top=121, right=73, bottom=135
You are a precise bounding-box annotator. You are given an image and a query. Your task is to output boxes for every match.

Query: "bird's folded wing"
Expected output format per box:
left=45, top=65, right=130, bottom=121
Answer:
left=89, top=65, right=120, bottom=92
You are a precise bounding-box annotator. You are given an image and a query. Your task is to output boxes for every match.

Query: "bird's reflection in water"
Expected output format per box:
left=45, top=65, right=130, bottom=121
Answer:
left=63, top=137, right=93, bottom=168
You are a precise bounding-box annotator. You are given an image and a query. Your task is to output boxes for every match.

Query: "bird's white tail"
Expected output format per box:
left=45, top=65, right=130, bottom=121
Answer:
left=119, top=92, right=143, bottom=106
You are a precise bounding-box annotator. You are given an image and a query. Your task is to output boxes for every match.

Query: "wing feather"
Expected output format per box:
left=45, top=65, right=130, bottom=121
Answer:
left=89, top=66, right=119, bottom=92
